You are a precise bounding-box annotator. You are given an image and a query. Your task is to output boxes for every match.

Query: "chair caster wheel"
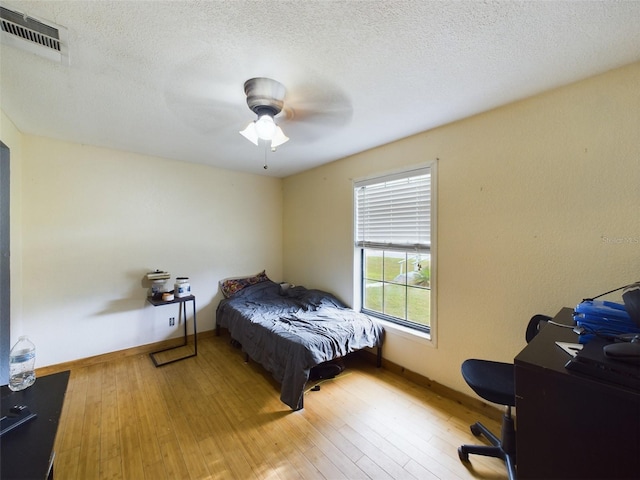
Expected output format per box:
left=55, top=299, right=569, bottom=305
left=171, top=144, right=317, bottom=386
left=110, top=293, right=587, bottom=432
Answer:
left=470, top=423, right=482, bottom=436
left=458, top=447, right=469, bottom=462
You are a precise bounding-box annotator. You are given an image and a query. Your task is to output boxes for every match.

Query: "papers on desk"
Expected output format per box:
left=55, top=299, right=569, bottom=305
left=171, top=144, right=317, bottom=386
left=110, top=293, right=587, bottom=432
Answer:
left=556, top=342, right=583, bottom=357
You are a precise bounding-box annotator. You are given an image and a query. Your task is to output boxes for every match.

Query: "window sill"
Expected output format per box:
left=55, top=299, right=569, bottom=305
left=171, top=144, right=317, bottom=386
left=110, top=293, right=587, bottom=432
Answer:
left=375, top=318, right=434, bottom=346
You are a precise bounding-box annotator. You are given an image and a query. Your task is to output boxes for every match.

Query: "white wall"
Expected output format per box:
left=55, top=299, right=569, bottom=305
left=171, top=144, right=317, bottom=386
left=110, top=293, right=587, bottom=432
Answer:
left=5, top=133, right=283, bottom=367
left=282, top=62, right=640, bottom=396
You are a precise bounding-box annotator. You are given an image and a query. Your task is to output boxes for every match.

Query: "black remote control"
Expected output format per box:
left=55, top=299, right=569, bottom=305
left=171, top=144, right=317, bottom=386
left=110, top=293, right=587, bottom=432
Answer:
left=0, top=405, right=38, bottom=437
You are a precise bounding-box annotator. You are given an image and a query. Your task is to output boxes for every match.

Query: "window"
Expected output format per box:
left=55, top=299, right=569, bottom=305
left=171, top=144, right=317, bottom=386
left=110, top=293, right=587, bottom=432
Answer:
left=354, top=166, right=434, bottom=334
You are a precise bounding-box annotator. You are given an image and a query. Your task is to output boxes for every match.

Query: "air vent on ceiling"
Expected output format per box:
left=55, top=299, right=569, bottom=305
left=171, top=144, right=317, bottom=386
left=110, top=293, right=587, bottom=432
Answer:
left=0, top=6, right=69, bottom=65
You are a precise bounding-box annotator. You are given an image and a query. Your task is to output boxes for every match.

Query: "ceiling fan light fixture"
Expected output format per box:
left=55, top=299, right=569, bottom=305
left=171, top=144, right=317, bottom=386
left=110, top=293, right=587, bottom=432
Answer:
left=239, top=77, right=291, bottom=153
left=271, top=126, right=289, bottom=149
left=239, top=114, right=289, bottom=149
left=255, top=114, right=276, bottom=140
left=239, top=122, right=259, bottom=146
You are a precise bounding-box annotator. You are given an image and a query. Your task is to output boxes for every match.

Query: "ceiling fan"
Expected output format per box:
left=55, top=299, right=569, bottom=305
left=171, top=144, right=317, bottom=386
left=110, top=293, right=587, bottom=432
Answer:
left=163, top=60, right=354, bottom=167
left=239, top=77, right=290, bottom=151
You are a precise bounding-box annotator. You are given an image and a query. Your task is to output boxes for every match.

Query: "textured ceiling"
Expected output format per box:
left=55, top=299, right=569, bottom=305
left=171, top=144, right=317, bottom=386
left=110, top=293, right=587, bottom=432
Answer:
left=1, top=1, right=639, bottom=177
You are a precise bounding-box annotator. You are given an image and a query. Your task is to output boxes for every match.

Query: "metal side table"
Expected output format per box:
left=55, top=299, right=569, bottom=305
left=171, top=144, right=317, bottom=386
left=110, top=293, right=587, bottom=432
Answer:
left=147, top=295, right=197, bottom=367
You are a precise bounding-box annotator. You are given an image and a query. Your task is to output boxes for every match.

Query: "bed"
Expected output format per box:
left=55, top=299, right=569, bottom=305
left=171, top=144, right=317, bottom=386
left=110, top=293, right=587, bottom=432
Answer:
left=215, top=275, right=384, bottom=410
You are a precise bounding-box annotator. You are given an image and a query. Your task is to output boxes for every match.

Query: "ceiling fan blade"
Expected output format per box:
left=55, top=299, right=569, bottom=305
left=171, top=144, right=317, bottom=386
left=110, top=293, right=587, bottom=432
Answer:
left=277, top=82, right=353, bottom=141
left=163, top=60, right=247, bottom=135
left=164, top=90, right=245, bottom=135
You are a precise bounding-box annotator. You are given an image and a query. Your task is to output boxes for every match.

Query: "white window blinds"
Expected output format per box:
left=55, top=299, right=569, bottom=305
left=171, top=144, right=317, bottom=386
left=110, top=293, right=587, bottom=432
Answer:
left=355, top=167, right=431, bottom=251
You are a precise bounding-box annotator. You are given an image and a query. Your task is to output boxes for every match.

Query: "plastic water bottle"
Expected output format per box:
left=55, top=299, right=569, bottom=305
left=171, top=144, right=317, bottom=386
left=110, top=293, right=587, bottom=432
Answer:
left=9, top=336, right=36, bottom=391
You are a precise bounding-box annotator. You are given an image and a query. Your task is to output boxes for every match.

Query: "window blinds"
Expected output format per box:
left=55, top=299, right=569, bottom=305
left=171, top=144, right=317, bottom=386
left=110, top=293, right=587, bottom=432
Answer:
left=355, top=167, right=431, bottom=251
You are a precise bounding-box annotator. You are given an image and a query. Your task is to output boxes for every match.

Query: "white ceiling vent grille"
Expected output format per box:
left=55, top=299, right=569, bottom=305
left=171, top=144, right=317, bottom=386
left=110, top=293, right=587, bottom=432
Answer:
left=0, top=6, right=69, bottom=65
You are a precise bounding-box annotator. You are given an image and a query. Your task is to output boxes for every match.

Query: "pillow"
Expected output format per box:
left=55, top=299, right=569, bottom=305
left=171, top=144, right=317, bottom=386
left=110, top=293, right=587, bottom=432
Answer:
left=220, top=270, right=270, bottom=298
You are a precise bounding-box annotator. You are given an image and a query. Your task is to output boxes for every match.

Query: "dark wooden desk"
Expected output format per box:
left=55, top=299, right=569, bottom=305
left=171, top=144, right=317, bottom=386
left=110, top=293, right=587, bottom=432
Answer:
left=0, top=370, right=70, bottom=479
left=515, top=308, right=640, bottom=479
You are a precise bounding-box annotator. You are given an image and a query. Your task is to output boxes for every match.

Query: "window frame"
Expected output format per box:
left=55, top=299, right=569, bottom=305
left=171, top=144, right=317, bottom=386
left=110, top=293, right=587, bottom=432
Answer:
left=353, top=162, right=437, bottom=340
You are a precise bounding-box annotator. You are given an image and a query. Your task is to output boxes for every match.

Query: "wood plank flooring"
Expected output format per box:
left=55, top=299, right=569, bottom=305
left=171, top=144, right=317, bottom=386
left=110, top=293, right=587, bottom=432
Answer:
left=51, top=332, right=508, bottom=479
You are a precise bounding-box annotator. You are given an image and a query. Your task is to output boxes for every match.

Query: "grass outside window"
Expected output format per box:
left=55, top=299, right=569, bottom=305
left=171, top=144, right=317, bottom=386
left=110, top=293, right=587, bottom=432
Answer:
left=363, top=249, right=431, bottom=329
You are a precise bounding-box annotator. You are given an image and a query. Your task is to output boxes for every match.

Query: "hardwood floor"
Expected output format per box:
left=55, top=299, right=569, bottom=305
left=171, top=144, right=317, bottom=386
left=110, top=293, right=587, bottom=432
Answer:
left=51, top=332, right=508, bottom=479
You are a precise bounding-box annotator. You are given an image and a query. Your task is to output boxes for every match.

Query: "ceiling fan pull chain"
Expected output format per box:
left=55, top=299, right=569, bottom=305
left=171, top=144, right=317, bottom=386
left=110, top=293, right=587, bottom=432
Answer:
left=263, top=141, right=269, bottom=170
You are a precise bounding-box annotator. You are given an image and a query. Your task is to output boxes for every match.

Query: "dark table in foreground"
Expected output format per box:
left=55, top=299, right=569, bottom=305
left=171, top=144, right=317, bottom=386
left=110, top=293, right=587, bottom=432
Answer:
left=1, top=370, right=70, bottom=480
left=515, top=308, right=640, bottom=479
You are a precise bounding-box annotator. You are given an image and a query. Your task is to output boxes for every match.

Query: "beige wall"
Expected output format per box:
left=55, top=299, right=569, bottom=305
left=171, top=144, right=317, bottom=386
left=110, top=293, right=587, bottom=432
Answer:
left=4, top=133, right=283, bottom=367
left=282, top=62, right=640, bottom=395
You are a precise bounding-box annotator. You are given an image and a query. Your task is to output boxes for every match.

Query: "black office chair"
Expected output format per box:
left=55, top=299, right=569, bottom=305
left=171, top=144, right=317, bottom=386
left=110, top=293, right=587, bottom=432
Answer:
left=458, top=314, right=551, bottom=480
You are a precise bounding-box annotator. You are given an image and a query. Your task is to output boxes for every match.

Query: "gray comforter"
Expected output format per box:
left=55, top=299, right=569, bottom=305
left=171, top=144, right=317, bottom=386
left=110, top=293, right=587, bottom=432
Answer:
left=216, top=281, right=384, bottom=410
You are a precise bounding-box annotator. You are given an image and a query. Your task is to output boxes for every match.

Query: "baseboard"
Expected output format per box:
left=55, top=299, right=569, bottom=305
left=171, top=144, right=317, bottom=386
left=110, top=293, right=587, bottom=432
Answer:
left=35, top=330, right=215, bottom=377
left=358, top=349, right=502, bottom=422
